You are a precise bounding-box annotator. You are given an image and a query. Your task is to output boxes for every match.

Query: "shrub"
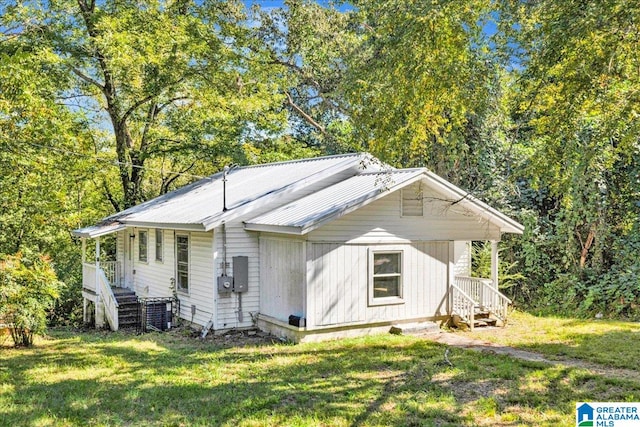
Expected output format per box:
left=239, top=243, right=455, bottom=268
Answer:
left=0, top=251, right=63, bottom=346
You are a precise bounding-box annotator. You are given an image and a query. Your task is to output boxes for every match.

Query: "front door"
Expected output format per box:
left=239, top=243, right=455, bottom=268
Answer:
left=123, top=230, right=135, bottom=290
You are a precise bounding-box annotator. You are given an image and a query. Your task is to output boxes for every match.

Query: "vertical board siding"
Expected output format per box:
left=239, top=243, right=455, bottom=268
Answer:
left=307, top=242, right=448, bottom=328
left=259, top=237, right=305, bottom=322
left=215, top=224, right=260, bottom=330
left=453, top=241, right=471, bottom=276
left=308, top=190, right=502, bottom=243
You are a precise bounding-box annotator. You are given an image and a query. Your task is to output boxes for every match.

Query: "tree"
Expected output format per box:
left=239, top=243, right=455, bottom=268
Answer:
left=0, top=251, right=63, bottom=347
left=1, top=0, right=288, bottom=210
left=249, top=0, right=358, bottom=153
left=497, top=0, right=640, bottom=316
left=345, top=1, right=504, bottom=178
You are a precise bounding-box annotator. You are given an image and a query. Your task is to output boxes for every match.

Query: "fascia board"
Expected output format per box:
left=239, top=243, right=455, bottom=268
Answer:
left=424, top=171, right=524, bottom=234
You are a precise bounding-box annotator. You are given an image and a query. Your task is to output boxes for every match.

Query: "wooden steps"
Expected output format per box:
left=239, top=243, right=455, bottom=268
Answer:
left=112, top=288, right=139, bottom=329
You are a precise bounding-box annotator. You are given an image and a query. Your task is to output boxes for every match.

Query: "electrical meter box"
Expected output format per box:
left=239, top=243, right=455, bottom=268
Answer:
left=232, top=256, right=249, bottom=293
left=217, top=275, right=233, bottom=294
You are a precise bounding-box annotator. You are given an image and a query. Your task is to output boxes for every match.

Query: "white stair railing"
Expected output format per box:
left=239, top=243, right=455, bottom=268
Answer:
left=96, top=268, right=119, bottom=331
left=82, top=263, right=97, bottom=293
left=450, top=284, right=477, bottom=331
left=452, top=276, right=512, bottom=326
left=101, top=261, right=121, bottom=287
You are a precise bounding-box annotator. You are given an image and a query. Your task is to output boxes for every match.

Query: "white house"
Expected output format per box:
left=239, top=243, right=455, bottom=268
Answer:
left=73, top=153, right=524, bottom=342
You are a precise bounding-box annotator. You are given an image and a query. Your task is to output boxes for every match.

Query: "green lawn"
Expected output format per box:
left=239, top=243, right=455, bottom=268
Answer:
left=1, top=319, right=639, bottom=427
left=472, top=310, right=640, bottom=369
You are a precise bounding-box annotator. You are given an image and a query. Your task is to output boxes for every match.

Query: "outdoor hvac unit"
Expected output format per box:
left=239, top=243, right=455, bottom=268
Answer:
left=139, top=297, right=176, bottom=333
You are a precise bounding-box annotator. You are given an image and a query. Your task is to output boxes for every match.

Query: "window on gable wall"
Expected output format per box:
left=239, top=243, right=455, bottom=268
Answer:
left=155, top=229, right=163, bottom=262
left=401, top=184, right=424, bottom=216
left=138, top=230, right=148, bottom=262
left=369, top=250, right=404, bottom=306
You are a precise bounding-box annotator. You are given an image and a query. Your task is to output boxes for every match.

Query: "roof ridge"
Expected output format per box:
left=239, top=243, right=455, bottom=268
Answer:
left=236, top=152, right=364, bottom=171
left=357, top=167, right=426, bottom=176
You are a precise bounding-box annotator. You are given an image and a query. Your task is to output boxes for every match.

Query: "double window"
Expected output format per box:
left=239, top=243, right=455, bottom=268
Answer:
left=369, top=250, right=403, bottom=306
left=176, top=234, right=189, bottom=293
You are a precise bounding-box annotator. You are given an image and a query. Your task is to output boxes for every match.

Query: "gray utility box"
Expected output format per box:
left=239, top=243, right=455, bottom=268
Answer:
left=232, top=256, right=249, bottom=293
left=218, top=275, right=233, bottom=294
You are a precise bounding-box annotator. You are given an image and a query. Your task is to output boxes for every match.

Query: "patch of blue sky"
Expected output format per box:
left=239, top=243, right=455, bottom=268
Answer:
left=244, top=0, right=354, bottom=13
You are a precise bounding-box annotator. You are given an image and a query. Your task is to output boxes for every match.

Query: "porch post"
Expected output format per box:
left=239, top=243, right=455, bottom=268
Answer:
left=81, top=237, right=87, bottom=323
left=95, top=237, right=103, bottom=328
left=447, top=241, right=455, bottom=316
left=491, top=240, right=499, bottom=289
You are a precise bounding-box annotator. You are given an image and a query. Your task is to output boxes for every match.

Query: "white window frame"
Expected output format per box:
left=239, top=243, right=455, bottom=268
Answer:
left=155, top=229, right=163, bottom=263
left=175, top=234, right=190, bottom=294
left=368, top=248, right=404, bottom=306
left=138, top=230, right=148, bottom=263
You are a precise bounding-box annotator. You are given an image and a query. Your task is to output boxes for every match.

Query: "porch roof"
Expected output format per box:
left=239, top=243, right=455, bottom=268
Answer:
left=72, top=222, right=126, bottom=238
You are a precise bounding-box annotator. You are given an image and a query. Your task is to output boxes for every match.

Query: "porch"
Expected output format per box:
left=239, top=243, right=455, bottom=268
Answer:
left=450, top=276, right=511, bottom=330
left=81, top=260, right=125, bottom=330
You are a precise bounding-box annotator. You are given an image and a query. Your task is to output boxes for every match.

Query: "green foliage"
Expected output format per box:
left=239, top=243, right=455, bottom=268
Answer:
left=0, top=251, right=64, bottom=347
left=497, top=0, right=640, bottom=318
left=471, top=241, right=525, bottom=293
left=3, top=0, right=640, bottom=323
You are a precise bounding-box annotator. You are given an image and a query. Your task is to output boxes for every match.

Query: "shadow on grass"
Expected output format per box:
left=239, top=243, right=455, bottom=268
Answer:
left=2, top=330, right=640, bottom=426
left=513, top=328, right=640, bottom=370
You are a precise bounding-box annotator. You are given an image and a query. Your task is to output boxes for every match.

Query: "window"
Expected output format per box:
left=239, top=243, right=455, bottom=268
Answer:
left=369, top=251, right=403, bottom=305
left=401, top=185, right=423, bottom=217
left=155, top=229, right=163, bottom=262
left=138, top=230, right=148, bottom=262
left=176, top=235, right=189, bottom=293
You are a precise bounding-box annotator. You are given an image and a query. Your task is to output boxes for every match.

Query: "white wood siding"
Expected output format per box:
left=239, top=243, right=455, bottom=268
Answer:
left=453, top=241, right=471, bottom=276
left=259, top=237, right=305, bottom=322
left=175, top=231, right=215, bottom=326
left=127, top=228, right=215, bottom=327
left=214, top=224, right=259, bottom=330
left=306, top=242, right=449, bottom=328
left=131, top=228, right=175, bottom=299
left=308, top=188, right=502, bottom=243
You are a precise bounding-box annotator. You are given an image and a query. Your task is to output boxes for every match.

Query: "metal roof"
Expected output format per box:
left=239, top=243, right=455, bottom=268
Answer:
left=72, top=153, right=376, bottom=237
left=245, top=169, right=425, bottom=235
left=73, top=152, right=524, bottom=239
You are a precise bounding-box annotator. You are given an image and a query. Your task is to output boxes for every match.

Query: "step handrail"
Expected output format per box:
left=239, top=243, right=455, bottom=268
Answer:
left=96, top=268, right=119, bottom=331
left=450, top=283, right=477, bottom=331
left=454, top=276, right=512, bottom=322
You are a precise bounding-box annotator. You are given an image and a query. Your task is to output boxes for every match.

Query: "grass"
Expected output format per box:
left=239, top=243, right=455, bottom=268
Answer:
left=0, top=317, right=639, bottom=427
left=471, top=310, right=640, bottom=369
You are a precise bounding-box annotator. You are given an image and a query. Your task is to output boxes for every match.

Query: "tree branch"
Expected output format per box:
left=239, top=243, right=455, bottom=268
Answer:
left=101, top=179, right=120, bottom=212
left=285, top=91, right=327, bottom=136
left=71, top=67, right=104, bottom=90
